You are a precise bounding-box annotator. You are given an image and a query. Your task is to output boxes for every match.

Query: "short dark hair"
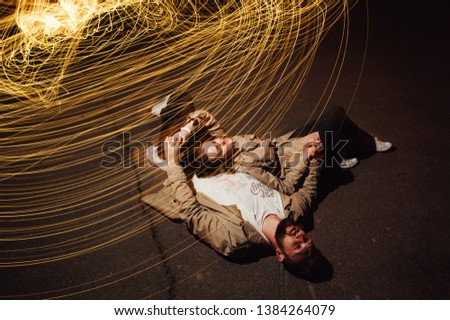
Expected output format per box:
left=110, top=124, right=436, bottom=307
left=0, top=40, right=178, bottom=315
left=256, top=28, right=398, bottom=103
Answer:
left=283, top=248, right=334, bottom=283
left=275, top=218, right=333, bottom=282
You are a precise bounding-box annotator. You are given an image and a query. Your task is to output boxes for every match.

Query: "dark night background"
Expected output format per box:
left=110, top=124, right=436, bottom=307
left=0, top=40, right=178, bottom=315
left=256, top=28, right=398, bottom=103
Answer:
left=1, top=0, right=449, bottom=299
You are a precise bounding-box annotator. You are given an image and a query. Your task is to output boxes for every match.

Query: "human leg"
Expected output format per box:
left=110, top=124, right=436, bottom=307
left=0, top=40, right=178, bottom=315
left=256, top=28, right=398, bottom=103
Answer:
left=292, top=106, right=381, bottom=166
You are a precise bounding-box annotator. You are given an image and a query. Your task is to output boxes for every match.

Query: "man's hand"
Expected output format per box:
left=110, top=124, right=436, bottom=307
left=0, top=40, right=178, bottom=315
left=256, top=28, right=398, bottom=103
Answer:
left=306, top=137, right=324, bottom=160
left=172, top=129, right=189, bottom=146
left=164, top=136, right=181, bottom=168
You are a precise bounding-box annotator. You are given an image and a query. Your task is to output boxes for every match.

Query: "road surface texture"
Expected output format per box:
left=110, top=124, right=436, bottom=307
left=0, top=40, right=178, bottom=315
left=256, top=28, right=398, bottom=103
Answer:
left=1, top=0, right=449, bottom=299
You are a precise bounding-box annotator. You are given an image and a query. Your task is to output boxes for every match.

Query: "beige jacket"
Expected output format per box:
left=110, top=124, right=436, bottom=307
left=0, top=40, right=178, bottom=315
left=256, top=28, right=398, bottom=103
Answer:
left=141, top=159, right=320, bottom=259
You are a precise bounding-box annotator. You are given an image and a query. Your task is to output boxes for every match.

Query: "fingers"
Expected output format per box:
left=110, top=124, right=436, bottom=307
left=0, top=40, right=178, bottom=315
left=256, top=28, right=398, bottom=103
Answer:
left=172, top=134, right=179, bottom=145
left=177, top=135, right=186, bottom=145
left=165, top=136, right=171, bottom=147
left=315, top=141, right=324, bottom=152
left=171, top=132, right=187, bottom=146
left=307, top=140, right=324, bottom=159
left=164, top=136, right=182, bottom=154
left=163, top=136, right=181, bottom=166
left=313, top=139, right=323, bottom=149
left=165, top=135, right=178, bottom=147
left=308, top=146, right=317, bottom=159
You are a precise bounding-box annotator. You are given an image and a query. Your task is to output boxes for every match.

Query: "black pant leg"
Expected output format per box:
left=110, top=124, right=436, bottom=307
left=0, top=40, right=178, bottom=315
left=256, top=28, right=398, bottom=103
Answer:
left=291, top=105, right=376, bottom=162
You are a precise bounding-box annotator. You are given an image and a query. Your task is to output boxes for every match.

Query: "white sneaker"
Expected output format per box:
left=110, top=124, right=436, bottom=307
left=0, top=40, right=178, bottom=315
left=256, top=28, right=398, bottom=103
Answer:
left=150, top=94, right=171, bottom=117
left=339, top=158, right=358, bottom=169
left=147, top=145, right=165, bottom=167
left=374, top=137, right=392, bottom=152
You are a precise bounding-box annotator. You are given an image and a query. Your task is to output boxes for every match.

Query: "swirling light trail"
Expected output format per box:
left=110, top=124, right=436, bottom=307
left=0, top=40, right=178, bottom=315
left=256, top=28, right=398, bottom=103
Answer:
left=1, top=0, right=356, bottom=298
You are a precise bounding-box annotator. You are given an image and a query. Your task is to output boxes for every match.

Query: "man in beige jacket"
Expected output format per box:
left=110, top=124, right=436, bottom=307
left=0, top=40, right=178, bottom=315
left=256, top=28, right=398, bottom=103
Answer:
left=143, top=135, right=323, bottom=275
left=143, top=100, right=391, bottom=276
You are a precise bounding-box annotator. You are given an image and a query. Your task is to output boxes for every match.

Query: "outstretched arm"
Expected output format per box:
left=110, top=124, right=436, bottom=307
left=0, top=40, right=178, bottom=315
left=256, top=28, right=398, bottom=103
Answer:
left=162, top=137, right=253, bottom=257
left=239, top=164, right=308, bottom=196
left=239, top=136, right=323, bottom=196
left=286, top=158, right=322, bottom=222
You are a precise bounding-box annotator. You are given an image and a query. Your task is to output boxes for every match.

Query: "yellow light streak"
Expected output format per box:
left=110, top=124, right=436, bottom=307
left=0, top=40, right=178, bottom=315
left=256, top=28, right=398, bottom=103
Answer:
left=1, top=0, right=358, bottom=298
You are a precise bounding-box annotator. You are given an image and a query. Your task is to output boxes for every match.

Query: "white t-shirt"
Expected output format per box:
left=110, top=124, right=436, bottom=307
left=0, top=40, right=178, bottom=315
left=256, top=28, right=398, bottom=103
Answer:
left=192, top=172, right=285, bottom=241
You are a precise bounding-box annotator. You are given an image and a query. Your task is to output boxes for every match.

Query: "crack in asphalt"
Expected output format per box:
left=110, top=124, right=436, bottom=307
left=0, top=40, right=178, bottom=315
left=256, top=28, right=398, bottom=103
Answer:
left=130, top=145, right=176, bottom=299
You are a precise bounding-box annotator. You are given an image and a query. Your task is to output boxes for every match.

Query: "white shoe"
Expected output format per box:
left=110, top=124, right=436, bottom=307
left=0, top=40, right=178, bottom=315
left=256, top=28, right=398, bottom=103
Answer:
left=147, top=145, right=165, bottom=167
left=339, top=158, right=358, bottom=169
left=150, top=94, right=171, bottom=117
left=374, top=137, right=392, bottom=152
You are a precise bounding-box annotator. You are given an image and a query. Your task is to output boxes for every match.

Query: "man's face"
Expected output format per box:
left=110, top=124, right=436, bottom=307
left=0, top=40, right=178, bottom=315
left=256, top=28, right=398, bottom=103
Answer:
left=202, top=137, right=233, bottom=161
left=280, top=224, right=314, bottom=264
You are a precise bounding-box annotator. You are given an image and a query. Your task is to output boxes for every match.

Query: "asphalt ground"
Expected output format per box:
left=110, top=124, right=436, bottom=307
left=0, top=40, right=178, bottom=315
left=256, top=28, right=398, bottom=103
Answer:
left=1, top=0, right=449, bottom=299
